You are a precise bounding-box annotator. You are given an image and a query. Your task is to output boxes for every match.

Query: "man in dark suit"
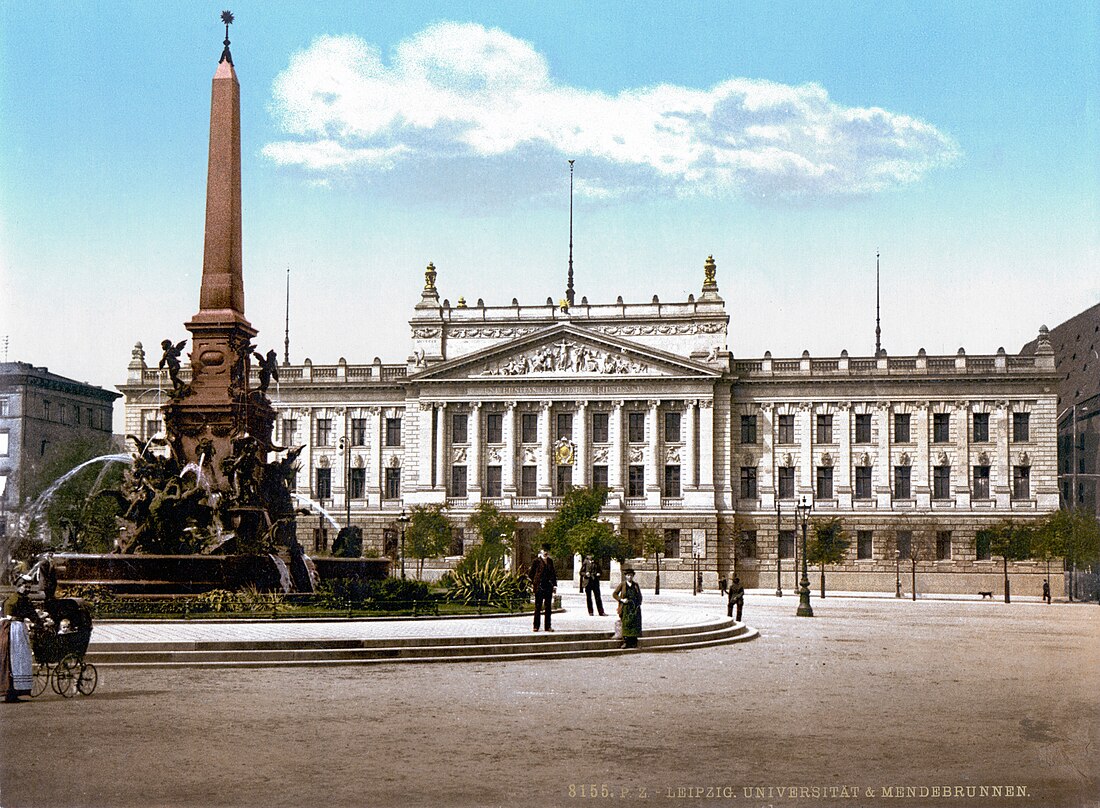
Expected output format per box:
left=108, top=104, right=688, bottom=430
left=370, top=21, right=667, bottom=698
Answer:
left=727, top=576, right=745, bottom=621
left=530, top=543, right=558, bottom=632
left=579, top=555, right=607, bottom=616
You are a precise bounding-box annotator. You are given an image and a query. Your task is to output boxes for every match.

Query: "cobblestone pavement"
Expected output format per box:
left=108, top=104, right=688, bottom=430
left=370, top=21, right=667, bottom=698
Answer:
left=2, top=593, right=1097, bottom=808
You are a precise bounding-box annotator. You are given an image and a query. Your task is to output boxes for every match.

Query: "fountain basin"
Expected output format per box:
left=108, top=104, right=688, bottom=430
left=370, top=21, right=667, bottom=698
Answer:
left=53, top=553, right=390, bottom=595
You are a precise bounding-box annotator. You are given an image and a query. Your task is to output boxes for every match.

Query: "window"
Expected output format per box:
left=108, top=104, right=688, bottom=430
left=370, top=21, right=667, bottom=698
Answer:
left=896, top=531, right=912, bottom=561
left=43, top=400, right=51, bottom=421
left=973, top=465, right=990, bottom=499
left=664, top=411, right=682, bottom=443
left=450, top=528, right=465, bottom=558
left=520, top=466, right=537, bottom=497
left=973, top=413, right=990, bottom=442
left=894, top=466, right=911, bottom=499
left=349, top=468, right=366, bottom=499
left=741, top=415, right=758, bottom=444
left=556, top=465, right=573, bottom=495
left=816, top=466, right=833, bottom=499
left=556, top=413, right=573, bottom=441
left=933, top=465, right=951, bottom=499
left=740, top=466, right=758, bottom=499
left=521, top=413, right=538, bottom=443
left=485, top=466, right=502, bottom=498
left=857, top=530, right=873, bottom=560
left=281, top=418, right=297, bottom=445
left=486, top=413, right=503, bottom=444
left=1012, top=466, right=1030, bottom=499
left=779, top=530, right=796, bottom=559
left=627, top=465, right=645, bottom=497
left=1012, top=412, right=1030, bottom=442
left=933, top=413, right=950, bottom=444
left=592, top=412, right=609, bottom=443
left=628, top=412, right=645, bottom=443
left=664, top=465, right=681, bottom=497
left=385, top=418, right=402, bottom=447
left=894, top=413, right=911, bottom=443
left=313, top=527, right=328, bottom=553
left=591, top=465, right=608, bottom=491
left=855, top=414, right=872, bottom=444
left=664, top=528, right=681, bottom=558
left=816, top=414, right=833, bottom=444
left=740, top=531, right=757, bottom=559
left=74, top=406, right=81, bottom=425
left=315, top=467, right=332, bottom=500
left=936, top=530, right=952, bottom=560
left=451, top=465, right=467, bottom=496
left=384, top=468, right=401, bottom=499
left=0, top=431, right=7, bottom=456
left=383, top=529, right=398, bottom=558
left=0, top=398, right=7, bottom=416
left=975, top=529, right=993, bottom=561
left=855, top=467, right=872, bottom=499
left=778, top=466, right=795, bottom=499
left=778, top=414, right=795, bottom=444
left=144, top=417, right=162, bottom=440
left=316, top=418, right=333, bottom=446
left=452, top=413, right=468, bottom=444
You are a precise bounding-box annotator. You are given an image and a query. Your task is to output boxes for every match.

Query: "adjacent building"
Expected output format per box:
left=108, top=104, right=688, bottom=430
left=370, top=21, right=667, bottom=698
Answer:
left=0, top=362, right=120, bottom=537
left=119, top=260, right=1061, bottom=594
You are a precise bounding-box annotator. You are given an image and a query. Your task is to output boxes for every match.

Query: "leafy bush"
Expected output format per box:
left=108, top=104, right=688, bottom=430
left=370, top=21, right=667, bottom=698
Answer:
left=311, top=576, right=430, bottom=610
left=332, top=526, right=363, bottom=558
left=446, top=561, right=530, bottom=609
left=196, top=589, right=238, bottom=613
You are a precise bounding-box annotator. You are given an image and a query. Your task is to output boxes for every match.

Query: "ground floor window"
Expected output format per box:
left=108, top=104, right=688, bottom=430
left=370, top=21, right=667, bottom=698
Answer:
left=383, top=529, right=398, bottom=558
left=664, top=528, right=680, bottom=558
left=936, top=530, right=952, bottom=560
left=975, top=529, right=992, bottom=561
left=779, top=530, right=795, bottom=559
left=450, top=528, right=464, bottom=557
left=895, top=531, right=912, bottom=560
left=739, top=530, right=757, bottom=559
left=857, top=530, right=873, bottom=559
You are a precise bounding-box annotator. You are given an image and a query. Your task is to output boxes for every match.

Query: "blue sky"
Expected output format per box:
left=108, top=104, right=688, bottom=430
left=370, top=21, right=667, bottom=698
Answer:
left=1, top=2, right=1097, bottom=431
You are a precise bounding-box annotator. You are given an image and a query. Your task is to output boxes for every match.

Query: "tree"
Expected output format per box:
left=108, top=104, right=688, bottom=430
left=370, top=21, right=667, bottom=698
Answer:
left=465, top=502, right=518, bottom=567
left=637, top=527, right=665, bottom=594
left=988, top=519, right=1035, bottom=603
left=907, top=522, right=939, bottom=601
left=1060, top=509, right=1100, bottom=601
left=405, top=505, right=452, bottom=580
left=806, top=517, right=849, bottom=597
left=1032, top=511, right=1071, bottom=587
left=332, top=526, right=363, bottom=558
left=540, top=487, right=607, bottom=560
left=566, top=520, right=622, bottom=563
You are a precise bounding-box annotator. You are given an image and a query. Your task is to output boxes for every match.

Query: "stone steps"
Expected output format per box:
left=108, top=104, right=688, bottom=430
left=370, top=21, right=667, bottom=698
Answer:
left=86, top=620, right=758, bottom=667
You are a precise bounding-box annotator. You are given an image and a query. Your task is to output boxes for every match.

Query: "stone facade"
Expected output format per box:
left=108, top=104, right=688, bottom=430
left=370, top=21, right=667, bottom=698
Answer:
left=118, top=260, right=1061, bottom=594
left=0, top=362, right=120, bottom=534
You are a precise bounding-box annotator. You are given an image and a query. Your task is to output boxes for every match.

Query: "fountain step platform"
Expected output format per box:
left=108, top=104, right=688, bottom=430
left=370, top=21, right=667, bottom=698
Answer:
left=86, top=618, right=758, bottom=667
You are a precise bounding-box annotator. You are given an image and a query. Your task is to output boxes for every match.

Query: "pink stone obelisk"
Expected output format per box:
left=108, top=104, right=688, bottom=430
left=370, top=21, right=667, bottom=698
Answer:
left=166, top=16, right=275, bottom=483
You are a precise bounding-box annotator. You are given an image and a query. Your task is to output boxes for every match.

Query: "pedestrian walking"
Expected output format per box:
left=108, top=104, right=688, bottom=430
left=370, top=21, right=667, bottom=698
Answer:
left=1042, top=579, right=1051, bottom=604
left=579, top=555, right=607, bottom=616
left=727, top=576, right=745, bottom=621
left=529, top=544, right=557, bottom=632
left=613, top=567, right=643, bottom=649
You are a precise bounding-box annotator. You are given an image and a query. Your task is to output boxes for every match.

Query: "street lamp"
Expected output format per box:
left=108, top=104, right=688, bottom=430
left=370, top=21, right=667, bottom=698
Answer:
left=775, top=499, right=783, bottom=597
left=338, top=436, right=351, bottom=529
left=796, top=496, right=813, bottom=617
left=894, top=549, right=902, bottom=598
left=397, top=508, right=411, bottom=579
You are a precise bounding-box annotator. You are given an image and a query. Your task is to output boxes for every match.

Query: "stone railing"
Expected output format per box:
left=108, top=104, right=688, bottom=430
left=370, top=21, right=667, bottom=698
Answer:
left=734, top=351, right=1052, bottom=378
left=135, top=360, right=410, bottom=388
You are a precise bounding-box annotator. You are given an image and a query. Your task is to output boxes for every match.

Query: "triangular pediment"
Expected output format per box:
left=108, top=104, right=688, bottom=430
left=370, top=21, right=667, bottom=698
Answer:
left=410, top=324, right=722, bottom=382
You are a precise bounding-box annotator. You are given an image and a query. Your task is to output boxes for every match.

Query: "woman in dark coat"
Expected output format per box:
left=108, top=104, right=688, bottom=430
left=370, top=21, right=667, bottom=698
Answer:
left=613, top=567, right=643, bottom=648
left=1, top=586, right=36, bottom=701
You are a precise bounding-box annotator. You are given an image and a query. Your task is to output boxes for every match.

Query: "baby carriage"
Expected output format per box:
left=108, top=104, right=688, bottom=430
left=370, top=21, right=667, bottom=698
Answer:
left=29, top=599, right=97, bottom=698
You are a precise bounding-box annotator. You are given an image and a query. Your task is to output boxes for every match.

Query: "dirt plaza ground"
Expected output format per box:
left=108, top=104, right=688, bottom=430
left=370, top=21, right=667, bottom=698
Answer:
left=1, top=593, right=1097, bottom=808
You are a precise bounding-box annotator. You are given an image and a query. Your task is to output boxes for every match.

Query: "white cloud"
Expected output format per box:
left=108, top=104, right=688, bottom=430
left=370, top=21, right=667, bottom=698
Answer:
left=263, top=22, right=959, bottom=201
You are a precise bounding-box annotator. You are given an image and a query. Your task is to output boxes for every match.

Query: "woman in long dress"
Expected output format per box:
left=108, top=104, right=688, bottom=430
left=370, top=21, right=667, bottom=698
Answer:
left=1, top=585, right=35, bottom=702
left=613, top=567, right=643, bottom=649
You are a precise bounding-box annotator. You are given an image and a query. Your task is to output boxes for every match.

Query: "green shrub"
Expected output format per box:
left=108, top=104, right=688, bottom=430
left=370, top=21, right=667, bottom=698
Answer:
left=196, top=589, right=237, bottom=613
left=446, top=561, right=530, bottom=609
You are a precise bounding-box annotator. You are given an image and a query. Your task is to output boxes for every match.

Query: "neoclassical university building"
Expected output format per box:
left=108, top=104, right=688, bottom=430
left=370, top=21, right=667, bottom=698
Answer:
left=120, top=258, right=1060, bottom=594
